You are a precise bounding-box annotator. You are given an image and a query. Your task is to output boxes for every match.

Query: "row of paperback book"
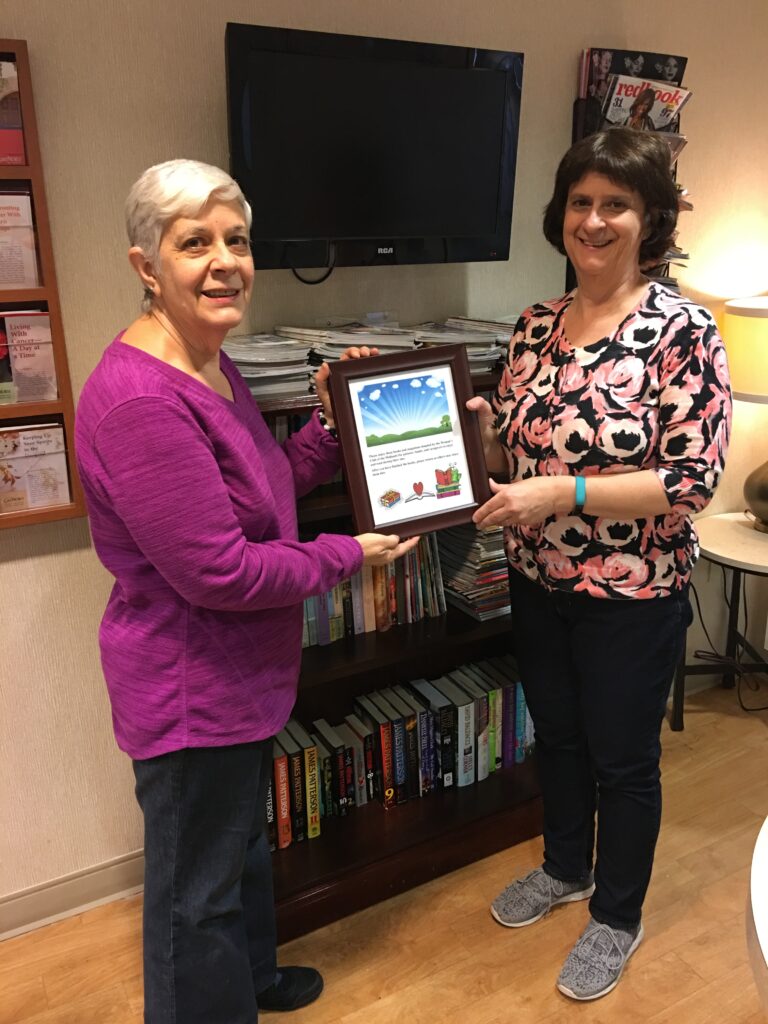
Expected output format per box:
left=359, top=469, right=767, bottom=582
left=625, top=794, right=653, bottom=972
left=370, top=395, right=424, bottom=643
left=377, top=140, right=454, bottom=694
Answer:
left=266, top=654, right=534, bottom=849
left=301, top=532, right=446, bottom=644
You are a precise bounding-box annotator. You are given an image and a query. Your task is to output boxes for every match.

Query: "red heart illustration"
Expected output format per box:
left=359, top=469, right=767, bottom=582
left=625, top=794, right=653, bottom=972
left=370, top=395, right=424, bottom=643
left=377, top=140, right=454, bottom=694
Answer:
left=414, top=482, right=424, bottom=495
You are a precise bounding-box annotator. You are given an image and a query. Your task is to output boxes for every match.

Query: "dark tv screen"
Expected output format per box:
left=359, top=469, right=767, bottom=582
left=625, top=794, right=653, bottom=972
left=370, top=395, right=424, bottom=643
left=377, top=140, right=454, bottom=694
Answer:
left=226, top=24, right=524, bottom=270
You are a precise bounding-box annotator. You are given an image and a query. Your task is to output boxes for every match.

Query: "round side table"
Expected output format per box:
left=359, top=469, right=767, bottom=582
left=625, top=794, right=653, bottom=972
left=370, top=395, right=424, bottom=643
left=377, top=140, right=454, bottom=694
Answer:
left=670, top=512, right=768, bottom=731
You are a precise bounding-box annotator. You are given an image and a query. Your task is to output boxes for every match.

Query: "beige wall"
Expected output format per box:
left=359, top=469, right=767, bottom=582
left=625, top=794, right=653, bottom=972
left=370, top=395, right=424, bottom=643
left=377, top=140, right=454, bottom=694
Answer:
left=2, top=0, right=768, bottom=902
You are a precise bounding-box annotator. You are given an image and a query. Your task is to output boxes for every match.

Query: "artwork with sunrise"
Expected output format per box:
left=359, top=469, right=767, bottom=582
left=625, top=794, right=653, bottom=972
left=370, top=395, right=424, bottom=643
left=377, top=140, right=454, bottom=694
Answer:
left=354, top=372, right=453, bottom=448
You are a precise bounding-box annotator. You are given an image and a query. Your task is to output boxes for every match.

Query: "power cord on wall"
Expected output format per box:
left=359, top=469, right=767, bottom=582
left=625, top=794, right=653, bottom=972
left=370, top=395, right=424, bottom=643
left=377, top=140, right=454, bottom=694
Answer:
left=290, top=242, right=337, bottom=285
left=691, top=566, right=768, bottom=713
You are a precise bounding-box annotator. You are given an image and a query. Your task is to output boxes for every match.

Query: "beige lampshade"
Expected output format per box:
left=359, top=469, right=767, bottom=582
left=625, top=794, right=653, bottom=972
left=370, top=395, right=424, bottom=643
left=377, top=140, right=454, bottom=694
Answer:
left=723, top=297, right=768, bottom=402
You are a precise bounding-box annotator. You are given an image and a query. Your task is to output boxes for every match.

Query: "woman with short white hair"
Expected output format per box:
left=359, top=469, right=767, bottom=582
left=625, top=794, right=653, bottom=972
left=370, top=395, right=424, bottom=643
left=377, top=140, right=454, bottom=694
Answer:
left=76, top=158, right=417, bottom=1024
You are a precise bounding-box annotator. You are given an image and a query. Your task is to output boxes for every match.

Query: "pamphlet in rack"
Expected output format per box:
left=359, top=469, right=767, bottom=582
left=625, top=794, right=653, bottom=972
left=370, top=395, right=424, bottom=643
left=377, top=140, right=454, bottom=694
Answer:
left=0, top=60, right=25, bottom=165
left=0, top=190, right=39, bottom=288
left=0, top=311, right=57, bottom=403
left=0, top=422, right=70, bottom=513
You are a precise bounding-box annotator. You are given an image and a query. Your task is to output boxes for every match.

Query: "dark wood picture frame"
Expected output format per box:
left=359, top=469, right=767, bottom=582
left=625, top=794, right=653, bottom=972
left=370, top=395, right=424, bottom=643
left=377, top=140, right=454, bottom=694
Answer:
left=328, top=344, right=491, bottom=535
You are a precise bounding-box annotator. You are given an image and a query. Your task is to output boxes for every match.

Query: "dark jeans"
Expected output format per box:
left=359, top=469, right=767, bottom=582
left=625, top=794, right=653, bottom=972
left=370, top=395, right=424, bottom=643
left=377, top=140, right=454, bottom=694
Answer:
left=133, top=740, right=276, bottom=1024
left=507, top=570, right=691, bottom=930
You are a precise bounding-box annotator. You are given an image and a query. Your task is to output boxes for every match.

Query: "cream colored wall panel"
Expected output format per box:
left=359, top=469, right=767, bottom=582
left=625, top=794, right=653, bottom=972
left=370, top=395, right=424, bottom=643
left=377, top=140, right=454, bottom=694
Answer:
left=1, top=0, right=767, bottom=906
left=1, top=520, right=142, bottom=895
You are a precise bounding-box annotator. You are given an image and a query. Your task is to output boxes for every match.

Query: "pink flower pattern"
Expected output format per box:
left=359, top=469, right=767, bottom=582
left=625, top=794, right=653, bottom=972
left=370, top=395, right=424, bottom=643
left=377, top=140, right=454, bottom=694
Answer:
left=492, top=283, right=732, bottom=599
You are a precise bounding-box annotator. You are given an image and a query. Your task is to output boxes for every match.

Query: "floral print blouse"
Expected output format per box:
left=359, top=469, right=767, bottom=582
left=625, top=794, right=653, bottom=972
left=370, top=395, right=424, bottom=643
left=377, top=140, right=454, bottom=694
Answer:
left=492, top=282, right=732, bottom=599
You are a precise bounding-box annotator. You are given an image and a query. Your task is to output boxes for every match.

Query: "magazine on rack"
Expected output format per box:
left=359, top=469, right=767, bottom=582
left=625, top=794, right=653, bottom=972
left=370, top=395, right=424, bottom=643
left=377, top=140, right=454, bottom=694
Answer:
left=601, top=74, right=692, bottom=133
left=580, top=48, right=687, bottom=104
left=575, top=48, right=688, bottom=140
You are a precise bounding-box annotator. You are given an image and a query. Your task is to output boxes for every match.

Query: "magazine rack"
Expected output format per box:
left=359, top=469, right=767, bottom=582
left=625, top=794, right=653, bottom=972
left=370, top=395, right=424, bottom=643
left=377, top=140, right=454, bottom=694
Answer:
left=567, top=46, right=690, bottom=293
left=0, top=38, right=84, bottom=529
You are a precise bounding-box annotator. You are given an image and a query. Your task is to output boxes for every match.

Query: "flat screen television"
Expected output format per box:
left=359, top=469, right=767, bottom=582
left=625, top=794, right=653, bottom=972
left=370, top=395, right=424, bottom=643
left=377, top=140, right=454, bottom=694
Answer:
left=225, top=23, right=524, bottom=271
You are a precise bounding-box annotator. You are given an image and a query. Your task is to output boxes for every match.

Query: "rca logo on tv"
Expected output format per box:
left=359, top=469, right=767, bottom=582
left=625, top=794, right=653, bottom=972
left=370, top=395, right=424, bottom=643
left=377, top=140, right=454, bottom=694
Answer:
left=377, top=246, right=394, bottom=254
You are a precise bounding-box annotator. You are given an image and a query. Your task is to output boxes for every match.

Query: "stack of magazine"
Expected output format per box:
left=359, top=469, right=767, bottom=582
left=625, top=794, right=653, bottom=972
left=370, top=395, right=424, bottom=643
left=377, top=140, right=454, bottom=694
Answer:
left=413, top=320, right=509, bottom=375
left=274, top=323, right=418, bottom=367
left=437, top=523, right=511, bottom=621
left=223, top=334, right=312, bottom=399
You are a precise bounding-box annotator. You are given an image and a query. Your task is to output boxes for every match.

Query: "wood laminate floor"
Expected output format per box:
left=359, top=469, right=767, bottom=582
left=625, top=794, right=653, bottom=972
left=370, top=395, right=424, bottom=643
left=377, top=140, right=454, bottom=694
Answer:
left=2, top=685, right=767, bottom=1023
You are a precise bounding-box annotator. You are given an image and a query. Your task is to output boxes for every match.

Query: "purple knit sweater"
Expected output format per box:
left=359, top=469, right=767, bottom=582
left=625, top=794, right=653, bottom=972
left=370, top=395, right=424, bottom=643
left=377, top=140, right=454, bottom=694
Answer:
left=75, top=338, right=363, bottom=759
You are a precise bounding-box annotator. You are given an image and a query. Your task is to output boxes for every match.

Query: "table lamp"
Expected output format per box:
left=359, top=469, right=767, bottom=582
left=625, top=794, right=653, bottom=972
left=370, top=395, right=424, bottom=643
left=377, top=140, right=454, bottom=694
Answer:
left=723, top=297, right=768, bottom=532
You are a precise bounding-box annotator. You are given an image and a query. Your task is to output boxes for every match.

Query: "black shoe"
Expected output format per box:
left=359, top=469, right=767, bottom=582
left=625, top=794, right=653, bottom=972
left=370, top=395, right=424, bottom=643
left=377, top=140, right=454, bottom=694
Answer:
left=257, top=966, right=324, bottom=1012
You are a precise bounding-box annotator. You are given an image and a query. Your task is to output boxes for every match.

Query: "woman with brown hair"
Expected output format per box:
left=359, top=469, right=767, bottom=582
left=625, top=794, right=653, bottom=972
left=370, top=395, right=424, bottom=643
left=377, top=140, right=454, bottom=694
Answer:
left=468, top=128, right=731, bottom=1000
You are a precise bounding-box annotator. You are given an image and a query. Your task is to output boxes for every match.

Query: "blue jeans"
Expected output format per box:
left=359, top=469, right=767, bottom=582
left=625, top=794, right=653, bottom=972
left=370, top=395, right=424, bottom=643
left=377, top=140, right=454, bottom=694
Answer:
left=133, top=740, right=276, bottom=1024
left=507, top=570, right=691, bottom=930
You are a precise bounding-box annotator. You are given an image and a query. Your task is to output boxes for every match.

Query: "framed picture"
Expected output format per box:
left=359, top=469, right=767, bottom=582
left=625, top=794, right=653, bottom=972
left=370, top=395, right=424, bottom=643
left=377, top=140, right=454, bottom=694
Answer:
left=328, top=345, right=491, bottom=535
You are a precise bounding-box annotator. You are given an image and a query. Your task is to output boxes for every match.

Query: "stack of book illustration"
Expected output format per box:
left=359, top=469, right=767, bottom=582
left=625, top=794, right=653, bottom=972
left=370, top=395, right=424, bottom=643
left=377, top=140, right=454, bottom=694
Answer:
left=222, top=334, right=313, bottom=399
left=437, top=524, right=511, bottom=621
left=302, top=532, right=446, bottom=646
left=573, top=46, right=692, bottom=294
left=266, top=655, right=535, bottom=850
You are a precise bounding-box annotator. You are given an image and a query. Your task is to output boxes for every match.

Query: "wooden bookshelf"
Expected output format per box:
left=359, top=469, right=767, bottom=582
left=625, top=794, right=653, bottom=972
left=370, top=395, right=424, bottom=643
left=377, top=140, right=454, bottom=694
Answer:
left=261, top=376, right=542, bottom=940
left=0, top=39, right=85, bottom=529
left=274, top=755, right=540, bottom=943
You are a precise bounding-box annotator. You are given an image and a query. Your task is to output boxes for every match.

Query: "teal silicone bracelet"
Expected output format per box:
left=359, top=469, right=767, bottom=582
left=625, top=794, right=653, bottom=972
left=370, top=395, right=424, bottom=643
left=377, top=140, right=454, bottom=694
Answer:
left=574, top=475, right=586, bottom=512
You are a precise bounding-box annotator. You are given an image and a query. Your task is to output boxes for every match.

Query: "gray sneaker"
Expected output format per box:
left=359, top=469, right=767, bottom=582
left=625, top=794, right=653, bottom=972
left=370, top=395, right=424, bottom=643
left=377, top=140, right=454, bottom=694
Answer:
left=490, top=867, right=595, bottom=928
left=557, top=917, right=644, bottom=1000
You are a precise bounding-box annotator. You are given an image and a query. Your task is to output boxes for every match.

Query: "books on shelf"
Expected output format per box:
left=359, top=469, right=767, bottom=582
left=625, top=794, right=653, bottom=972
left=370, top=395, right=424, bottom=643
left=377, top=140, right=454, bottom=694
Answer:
left=409, top=677, right=456, bottom=790
left=353, top=693, right=395, bottom=809
left=272, top=740, right=292, bottom=850
left=369, top=691, right=409, bottom=805
left=380, top=687, right=420, bottom=801
left=285, top=719, right=321, bottom=838
left=312, top=718, right=350, bottom=816
left=463, top=664, right=503, bottom=773
left=0, top=311, right=57, bottom=403
left=266, top=772, right=276, bottom=851
left=335, top=721, right=369, bottom=807
left=432, top=676, right=475, bottom=787
left=449, top=668, right=490, bottom=782
left=267, top=656, right=533, bottom=849
left=276, top=727, right=307, bottom=842
left=0, top=190, right=39, bottom=289
left=392, top=685, right=434, bottom=796
left=302, top=533, right=445, bottom=647
left=0, top=422, right=70, bottom=513
left=0, top=60, right=25, bottom=165
left=344, top=712, right=376, bottom=803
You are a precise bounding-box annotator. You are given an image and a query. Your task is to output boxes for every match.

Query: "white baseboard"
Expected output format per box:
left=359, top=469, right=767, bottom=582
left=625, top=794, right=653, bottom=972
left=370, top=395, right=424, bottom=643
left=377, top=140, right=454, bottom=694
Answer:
left=0, top=850, right=144, bottom=941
